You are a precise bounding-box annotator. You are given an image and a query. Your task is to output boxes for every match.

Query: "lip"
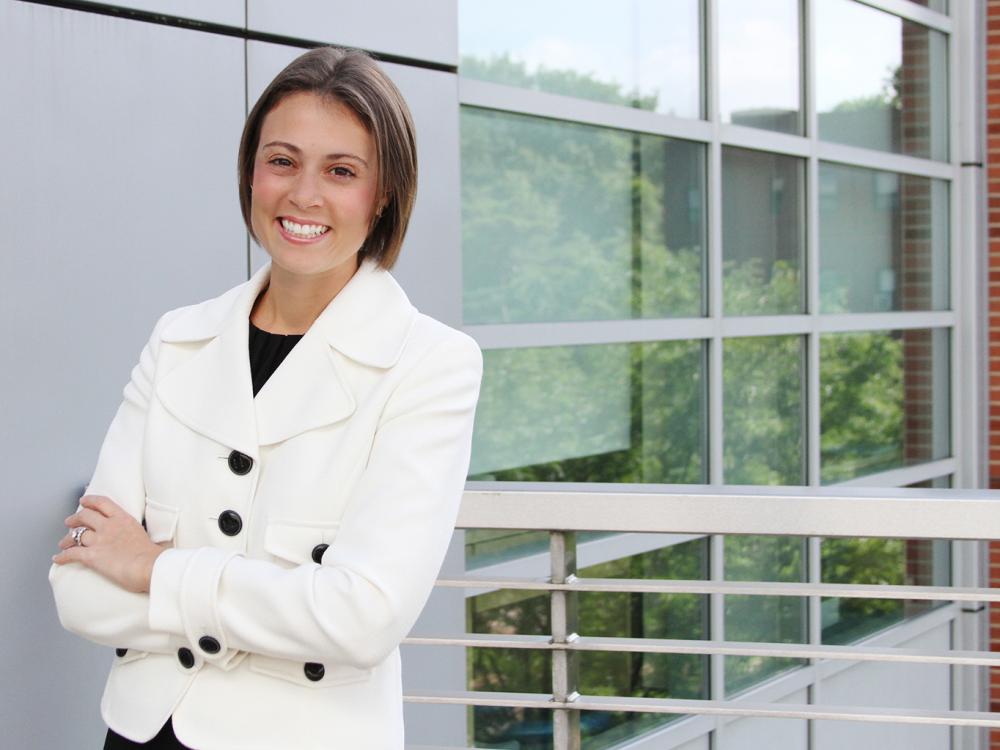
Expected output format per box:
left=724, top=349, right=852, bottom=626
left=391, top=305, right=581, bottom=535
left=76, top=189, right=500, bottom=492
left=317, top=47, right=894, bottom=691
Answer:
left=275, top=216, right=331, bottom=245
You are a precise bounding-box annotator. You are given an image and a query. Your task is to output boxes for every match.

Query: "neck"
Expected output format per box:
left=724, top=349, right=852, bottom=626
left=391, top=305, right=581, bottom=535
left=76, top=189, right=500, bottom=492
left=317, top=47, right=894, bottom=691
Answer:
left=251, top=258, right=360, bottom=335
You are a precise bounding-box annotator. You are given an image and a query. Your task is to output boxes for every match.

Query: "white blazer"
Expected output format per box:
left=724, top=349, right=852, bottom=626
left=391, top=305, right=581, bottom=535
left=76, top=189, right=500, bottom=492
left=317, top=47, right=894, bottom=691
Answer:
left=49, top=259, right=482, bottom=749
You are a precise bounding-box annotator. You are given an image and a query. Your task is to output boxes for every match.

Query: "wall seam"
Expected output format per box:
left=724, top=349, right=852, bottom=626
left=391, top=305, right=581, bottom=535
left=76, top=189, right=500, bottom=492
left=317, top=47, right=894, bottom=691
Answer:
left=15, top=0, right=458, bottom=73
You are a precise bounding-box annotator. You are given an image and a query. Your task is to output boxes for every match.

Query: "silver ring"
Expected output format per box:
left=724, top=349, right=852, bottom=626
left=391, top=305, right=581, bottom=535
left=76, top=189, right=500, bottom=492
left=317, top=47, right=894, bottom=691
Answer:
left=71, top=526, right=88, bottom=547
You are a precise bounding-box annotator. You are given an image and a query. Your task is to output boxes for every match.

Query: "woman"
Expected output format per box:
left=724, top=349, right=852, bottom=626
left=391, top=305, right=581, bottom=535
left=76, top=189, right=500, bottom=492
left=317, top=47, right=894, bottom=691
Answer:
left=49, top=46, right=482, bottom=750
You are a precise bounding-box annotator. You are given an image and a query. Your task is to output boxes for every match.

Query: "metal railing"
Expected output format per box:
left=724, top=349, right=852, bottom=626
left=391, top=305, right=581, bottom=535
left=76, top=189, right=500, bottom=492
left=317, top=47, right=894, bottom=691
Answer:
left=402, top=484, right=1000, bottom=749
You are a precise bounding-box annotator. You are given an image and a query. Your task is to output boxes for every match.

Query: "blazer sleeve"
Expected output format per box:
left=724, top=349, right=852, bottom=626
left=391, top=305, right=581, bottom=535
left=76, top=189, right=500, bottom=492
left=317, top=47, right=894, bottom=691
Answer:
left=146, top=330, right=483, bottom=669
left=48, top=310, right=186, bottom=655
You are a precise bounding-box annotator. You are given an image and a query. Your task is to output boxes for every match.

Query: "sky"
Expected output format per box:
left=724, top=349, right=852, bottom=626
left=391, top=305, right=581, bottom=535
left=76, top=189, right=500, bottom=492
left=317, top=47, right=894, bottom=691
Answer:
left=458, top=0, right=941, bottom=120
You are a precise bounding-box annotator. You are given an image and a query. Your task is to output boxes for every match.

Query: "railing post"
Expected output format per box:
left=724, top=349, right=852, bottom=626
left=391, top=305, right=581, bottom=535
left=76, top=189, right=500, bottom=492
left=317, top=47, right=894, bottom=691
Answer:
left=550, top=530, right=581, bottom=750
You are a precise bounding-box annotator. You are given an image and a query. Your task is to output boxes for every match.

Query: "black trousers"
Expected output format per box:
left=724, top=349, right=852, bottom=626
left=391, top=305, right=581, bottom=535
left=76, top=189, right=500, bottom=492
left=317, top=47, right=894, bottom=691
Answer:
left=104, top=718, right=193, bottom=749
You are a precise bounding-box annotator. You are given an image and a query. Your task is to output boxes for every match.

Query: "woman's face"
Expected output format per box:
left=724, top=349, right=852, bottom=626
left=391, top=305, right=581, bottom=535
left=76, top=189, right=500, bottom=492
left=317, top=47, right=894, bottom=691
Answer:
left=250, top=91, right=380, bottom=281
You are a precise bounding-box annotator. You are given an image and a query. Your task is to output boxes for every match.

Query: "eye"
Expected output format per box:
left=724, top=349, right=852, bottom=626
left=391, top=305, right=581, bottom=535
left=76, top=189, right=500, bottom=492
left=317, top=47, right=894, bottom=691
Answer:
left=330, top=166, right=356, bottom=178
left=267, top=156, right=293, bottom=168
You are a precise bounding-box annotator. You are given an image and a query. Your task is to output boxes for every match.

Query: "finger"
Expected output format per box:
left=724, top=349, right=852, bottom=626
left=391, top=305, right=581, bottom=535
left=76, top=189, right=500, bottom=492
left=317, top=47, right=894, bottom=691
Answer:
left=80, top=495, right=119, bottom=518
left=58, top=525, right=96, bottom=550
left=65, top=508, right=107, bottom=532
left=52, top=545, right=92, bottom=566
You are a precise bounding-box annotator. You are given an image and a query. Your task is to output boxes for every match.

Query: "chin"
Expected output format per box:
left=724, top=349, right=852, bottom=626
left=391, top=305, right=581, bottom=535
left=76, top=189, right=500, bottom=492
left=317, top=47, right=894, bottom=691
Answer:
left=269, top=248, right=360, bottom=279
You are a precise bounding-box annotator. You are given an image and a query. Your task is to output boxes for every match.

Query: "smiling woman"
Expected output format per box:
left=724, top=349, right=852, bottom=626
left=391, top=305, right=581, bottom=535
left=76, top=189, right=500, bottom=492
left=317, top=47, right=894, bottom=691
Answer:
left=248, top=93, right=382, bottom=329
left=49, top=46, right=481, bottom=750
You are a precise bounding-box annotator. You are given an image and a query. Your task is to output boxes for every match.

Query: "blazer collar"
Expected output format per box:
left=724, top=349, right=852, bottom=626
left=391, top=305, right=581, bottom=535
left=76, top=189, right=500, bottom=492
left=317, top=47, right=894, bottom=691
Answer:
left=160, top=259, right=416, bottom=368
left=155, top=260, right=416, bottom=452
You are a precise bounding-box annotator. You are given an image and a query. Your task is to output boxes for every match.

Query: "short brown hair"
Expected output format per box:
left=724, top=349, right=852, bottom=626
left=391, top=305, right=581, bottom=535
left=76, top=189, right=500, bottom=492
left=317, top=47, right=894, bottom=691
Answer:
left=238, top=46, right=417, bottom=269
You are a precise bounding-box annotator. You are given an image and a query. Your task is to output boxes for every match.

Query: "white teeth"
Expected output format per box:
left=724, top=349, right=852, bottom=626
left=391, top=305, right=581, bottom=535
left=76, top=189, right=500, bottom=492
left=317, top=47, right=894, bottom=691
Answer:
left=280, top=218, right=329, bottom=237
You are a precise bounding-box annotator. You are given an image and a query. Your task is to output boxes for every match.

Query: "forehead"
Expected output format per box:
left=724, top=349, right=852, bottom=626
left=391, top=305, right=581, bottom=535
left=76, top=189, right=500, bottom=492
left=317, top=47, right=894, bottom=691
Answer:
left=258, top=92, right=374, bottom=159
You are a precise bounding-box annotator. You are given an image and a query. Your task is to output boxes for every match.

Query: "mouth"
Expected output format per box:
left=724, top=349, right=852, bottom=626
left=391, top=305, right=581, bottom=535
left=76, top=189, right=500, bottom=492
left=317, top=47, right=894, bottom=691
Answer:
left=277, top=217, right=331, bottom=242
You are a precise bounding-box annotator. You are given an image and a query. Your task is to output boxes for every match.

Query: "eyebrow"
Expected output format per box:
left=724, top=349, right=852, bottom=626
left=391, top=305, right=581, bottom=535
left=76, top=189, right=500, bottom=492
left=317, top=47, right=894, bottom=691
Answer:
left=261, top=140, right=369, bottom=167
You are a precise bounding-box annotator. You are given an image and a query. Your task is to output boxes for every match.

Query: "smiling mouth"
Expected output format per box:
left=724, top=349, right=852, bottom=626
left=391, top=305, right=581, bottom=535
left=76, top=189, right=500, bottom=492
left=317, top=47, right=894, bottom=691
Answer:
left=279, top=217, right=330, bottom=239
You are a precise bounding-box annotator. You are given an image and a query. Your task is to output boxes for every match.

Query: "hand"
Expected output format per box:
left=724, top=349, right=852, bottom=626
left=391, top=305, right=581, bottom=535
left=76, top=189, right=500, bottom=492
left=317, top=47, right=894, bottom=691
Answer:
left=52, top=495, right=170, bottom=593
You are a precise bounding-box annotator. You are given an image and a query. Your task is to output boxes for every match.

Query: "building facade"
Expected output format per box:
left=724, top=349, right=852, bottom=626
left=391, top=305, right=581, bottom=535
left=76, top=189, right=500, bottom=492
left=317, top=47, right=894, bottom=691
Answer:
left=0, top=0, right=986, bottom=748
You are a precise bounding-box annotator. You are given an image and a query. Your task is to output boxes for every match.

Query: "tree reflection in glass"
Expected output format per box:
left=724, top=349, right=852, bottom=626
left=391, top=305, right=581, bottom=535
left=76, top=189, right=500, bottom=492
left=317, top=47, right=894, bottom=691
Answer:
left=724, top=336, right=804, bottom=485
left=820, top=329, right=950, bottom=484
left=459, top=0, right=701, bottom=118
left=816, top=0, right=948, bottom=161
left=467, top=539, right=708, bottom=749
left=462, top=108, right=706, bottom=324
left=470, top=341, right=706, bottom=484
left=725, top=535, right=807, bottom=695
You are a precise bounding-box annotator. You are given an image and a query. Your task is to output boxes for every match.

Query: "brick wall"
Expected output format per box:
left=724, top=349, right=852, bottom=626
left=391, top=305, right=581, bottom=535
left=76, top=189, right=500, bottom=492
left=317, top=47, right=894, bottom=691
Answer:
left=899, top=5, right=939, bottom=633
left=988, top=0, right=1000, bottom=740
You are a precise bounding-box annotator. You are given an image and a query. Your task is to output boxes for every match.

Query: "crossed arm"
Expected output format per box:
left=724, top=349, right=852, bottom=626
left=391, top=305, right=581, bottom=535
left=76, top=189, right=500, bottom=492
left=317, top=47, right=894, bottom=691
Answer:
left=49, top=315, right=482, bottom=669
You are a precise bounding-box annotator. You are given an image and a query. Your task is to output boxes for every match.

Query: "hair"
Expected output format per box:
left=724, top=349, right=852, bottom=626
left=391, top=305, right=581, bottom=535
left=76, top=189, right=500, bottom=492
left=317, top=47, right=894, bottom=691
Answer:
left=238, top=46, right=417, bottom=269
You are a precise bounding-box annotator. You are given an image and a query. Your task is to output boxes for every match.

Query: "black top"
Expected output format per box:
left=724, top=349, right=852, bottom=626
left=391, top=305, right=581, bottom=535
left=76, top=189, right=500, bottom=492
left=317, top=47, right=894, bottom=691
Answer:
left=249, top=319, right=304, bottom=397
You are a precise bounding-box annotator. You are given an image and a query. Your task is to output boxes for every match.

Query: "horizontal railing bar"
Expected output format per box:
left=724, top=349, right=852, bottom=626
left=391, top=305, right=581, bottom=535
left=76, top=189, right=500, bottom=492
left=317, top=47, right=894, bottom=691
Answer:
left=403, top=691, right=1000, bottom=728
left=457, top=486, right=1000, bottom=540
left=434, top=576, right=996, bottom=602
left=403, top=633, right=999, bottom=667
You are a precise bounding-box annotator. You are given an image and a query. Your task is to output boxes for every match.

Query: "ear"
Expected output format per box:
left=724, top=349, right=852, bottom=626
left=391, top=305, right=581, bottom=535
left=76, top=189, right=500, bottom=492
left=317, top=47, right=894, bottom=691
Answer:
left=378, top=190, right=391, bottom=215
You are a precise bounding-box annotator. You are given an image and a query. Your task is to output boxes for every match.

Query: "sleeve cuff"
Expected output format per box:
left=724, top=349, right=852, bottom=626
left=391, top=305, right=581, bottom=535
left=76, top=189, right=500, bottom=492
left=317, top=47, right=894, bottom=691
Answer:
left=149, top=546, right=242, bottom=661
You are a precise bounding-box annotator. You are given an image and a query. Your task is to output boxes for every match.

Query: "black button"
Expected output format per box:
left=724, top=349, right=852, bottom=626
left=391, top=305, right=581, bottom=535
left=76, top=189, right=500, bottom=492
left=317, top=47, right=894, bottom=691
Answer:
left=303, top=662, right=325, bottom=682
left=198, top=636, right=221, bottom=654
left=311, top=543, right=329, bottom=564
left=115, top=648, right=128, bottom=658
left=218, top=510, right=243, bottom=536
left=177, top=647, right=195, bottom=669
left=227, top=450, right=254, bottom=476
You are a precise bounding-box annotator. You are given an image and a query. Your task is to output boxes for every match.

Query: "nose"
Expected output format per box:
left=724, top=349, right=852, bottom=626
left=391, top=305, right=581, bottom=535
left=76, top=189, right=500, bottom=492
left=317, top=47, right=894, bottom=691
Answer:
left=288, top=171, right=322, bottom=209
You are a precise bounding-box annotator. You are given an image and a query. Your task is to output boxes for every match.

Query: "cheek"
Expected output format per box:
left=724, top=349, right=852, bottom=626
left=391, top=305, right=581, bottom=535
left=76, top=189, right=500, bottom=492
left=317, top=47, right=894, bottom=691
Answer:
left=249, top=174, right=284, bottom=236
left=344, top=187, right=379, bottom=227
left=251, top=171, right=282, bottom=210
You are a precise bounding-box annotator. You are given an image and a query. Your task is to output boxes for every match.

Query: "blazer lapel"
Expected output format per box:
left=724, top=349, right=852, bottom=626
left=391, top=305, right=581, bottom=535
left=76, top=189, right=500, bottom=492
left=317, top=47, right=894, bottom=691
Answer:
left=154, top=267, right=267, bottom=458
left=253, top=330, right=356, bottom=446
left=254, top=260, right=417, bottom=446
left=155, top=259, right=417, bottom=451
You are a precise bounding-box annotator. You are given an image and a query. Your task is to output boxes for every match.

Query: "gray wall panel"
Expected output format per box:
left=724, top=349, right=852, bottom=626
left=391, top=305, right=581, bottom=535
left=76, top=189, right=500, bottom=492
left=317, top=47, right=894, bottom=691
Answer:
left=814, top=624, right=952, bottom=750
left=247, top=41, right=463, bottom=327
left=722, top=688, right=809, bottom=749
left=0, top=1, right=246, bottom=746
left=247, top=0, right=457, bottom=66
left=85, top=0, right=244, bottom=26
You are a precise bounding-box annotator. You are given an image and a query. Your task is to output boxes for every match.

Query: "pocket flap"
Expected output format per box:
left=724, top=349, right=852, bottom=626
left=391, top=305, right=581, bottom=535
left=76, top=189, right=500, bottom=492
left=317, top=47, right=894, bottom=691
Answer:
left=143, top=498, right=179, bottom=544
left=113, top=649, right=148, bottom=666
left=248, top=652, right=371, bottom=689
left=264, top=520, right=340, bottom=565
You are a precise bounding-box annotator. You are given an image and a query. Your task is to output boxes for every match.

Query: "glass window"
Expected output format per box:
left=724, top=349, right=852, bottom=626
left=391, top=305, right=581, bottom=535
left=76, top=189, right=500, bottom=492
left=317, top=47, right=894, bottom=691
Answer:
left=467, top=587, right=553, bottom=748
left=462, top=108, right=706, bottom=324
left=820, top=328, right=950, bottom=484
left=724, top=336, right=805, bottom=485
left=465, top=528, right=614, bottom=570
left=577, top=539, right=709, bottom=747
left=470, top=341, right=706, bottom=483
left=723, top=148, right=805, bottom=315
left=467, top=538, right=709, bottom=750
left=465, top=529, right=550, bottom=570
left=817, top=0, right=948, bottom=161
left=458, top=0, right=701, bottom=118
left=822, top=476, right=951, bottom=645
left=725, top=535, right=807, bottom=694
left=820, top=163, right=949, bottom=313
left=718, top=0, right=801, bottom=134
